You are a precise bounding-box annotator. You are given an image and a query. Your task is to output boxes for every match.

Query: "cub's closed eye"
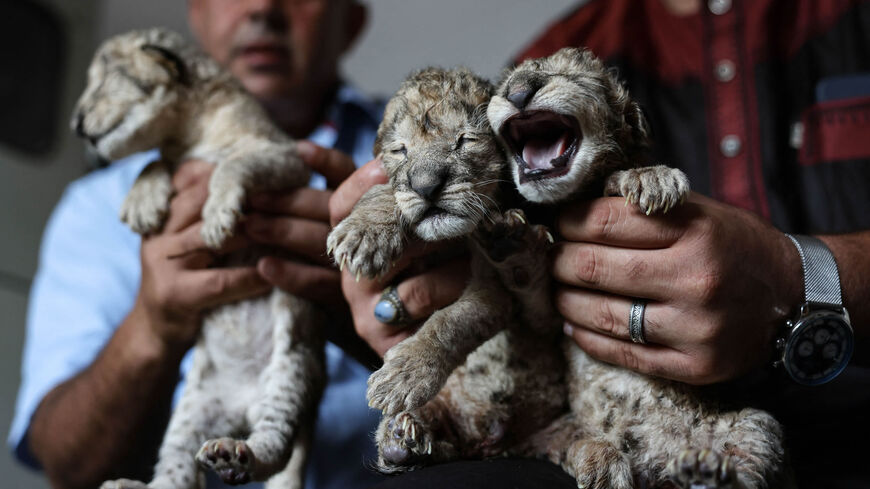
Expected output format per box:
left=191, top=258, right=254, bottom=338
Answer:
left=455, top=134, right=478, bottom=150
left=390, top=144, right=407, bottom=156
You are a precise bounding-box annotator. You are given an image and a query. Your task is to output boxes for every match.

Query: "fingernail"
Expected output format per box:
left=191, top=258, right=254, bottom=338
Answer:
left=296, top=140, right=316, bottom=161
left=563, top=323, right=574, bottom=336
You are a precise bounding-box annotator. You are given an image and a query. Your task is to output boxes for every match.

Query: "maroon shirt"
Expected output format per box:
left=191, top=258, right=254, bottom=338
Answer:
left=518, top=0, right=870, bottom=234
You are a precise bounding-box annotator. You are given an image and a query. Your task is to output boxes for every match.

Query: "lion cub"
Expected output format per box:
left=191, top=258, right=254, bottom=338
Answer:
left=488, top=47, right=789, bottom=489
left=73, top=28, right=324, bottom=489
left=327, top=68, right=566, bottom=472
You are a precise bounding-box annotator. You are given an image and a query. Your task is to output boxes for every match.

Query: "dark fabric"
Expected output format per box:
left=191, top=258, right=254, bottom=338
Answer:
left=368, top=459, right=577, bottom=489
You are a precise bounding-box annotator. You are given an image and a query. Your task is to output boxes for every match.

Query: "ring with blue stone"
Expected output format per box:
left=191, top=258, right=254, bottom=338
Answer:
left=374, top=285, right=409, bottom=326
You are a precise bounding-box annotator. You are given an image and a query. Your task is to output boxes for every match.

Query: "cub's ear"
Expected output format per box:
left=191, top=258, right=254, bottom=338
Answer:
left=141, top=44, right=190, bottom=85
left=624, top=100, right=651, bottom=149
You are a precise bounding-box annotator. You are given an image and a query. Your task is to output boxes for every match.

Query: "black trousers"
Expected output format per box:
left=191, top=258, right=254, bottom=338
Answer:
left=368, top=459, right=577, bottom=489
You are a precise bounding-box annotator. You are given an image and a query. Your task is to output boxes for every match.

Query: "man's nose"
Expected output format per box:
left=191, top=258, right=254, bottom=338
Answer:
left=246, top=0, right=288, bottom=29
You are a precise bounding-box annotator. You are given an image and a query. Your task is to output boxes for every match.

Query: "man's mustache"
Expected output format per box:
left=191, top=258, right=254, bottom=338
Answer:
left=229, top=21, right=289, bottom=60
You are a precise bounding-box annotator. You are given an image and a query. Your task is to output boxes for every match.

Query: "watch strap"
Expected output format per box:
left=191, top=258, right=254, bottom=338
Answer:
left=784, top=234, right=843, bottom=306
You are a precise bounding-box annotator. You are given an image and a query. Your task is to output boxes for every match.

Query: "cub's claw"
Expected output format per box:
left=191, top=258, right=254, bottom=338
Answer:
left=376, top=412, right=433, bottom=473
left=667, top=448, right=735, bottom=489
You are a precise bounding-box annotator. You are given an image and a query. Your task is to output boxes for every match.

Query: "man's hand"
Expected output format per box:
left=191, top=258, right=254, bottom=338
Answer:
left=554, top=193, right=804, bottom=384
left=329, top=159, right=468, bottom=357
left=130, top=159, right=271, bottom=353
left=244, top=141, right=356, bottom=306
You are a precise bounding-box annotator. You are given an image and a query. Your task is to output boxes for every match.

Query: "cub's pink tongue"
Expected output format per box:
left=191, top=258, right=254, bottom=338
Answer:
left=522, top=134, right=569, bottom=170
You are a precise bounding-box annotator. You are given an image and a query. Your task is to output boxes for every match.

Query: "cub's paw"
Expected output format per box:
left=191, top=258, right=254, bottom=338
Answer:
left=120, top=175, right=172, bottom=235
left=376, top=412, right=433, bottom=473
left=565, top=440, right=633, bottom=489
left=604, top=165, right=689, bottom=215
left=327, top=218, right=403, bottom=280
left=667, top=449, right=735, bottom=489
left=477, top=209, right=554, bottom=263
left=200, top=187, right=245, bottom=249
left=196, top=437, right=255, bottom=485
left=367, top=341, right=445, bottom=416
left=100, top=479, right=149, bottom=489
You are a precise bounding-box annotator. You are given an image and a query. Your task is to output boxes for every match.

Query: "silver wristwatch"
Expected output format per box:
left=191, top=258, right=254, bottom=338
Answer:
left=774, top=234, right=854, bottom=385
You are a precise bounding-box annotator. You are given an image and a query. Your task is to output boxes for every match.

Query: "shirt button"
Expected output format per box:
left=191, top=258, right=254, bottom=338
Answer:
left=709, top=0, right=732, bottom=15
left=715, top=59, right=736, bottom=82
left=720, top=135, right=742, bottom=157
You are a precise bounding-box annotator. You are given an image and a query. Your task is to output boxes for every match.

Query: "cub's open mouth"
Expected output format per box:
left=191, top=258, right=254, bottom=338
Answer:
left=500, top=111, right=580, bottom=183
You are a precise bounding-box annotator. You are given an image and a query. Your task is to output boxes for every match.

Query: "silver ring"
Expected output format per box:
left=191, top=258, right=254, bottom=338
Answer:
left=374, top=285, right=409, bottom=325
left=628, top=299, right=647, bottom=344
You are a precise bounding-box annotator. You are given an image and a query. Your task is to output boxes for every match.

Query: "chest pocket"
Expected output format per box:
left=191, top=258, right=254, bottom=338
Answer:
left=799, top=95, right=870, bottom=166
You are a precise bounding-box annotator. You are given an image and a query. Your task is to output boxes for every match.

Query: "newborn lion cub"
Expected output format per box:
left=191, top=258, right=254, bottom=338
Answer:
left=327, top=68, right=566, bottom=472
left=489, top=47, right=790, bottom=489
left=73, top=28, right=324, bottom=489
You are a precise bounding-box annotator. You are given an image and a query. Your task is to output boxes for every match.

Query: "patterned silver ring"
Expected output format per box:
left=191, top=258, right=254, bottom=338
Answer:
left=374, top=285, right=409, bottom=326
left=628, top=299, right=647, bottom=344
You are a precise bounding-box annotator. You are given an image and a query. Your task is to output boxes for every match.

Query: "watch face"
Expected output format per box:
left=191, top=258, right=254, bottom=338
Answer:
left=784, top=311, right=854, bottom=385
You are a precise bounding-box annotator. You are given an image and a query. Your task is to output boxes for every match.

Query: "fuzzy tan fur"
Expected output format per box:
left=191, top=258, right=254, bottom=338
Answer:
left=73, top=28, right=324, bottom=489
left=327, top=68, right=568, bottom=473
left=489, top=47, right=790, bottom=489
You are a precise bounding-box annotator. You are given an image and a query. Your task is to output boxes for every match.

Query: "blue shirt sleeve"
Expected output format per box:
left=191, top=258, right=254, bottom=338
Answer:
left=7, top=155, right=149, bottom=468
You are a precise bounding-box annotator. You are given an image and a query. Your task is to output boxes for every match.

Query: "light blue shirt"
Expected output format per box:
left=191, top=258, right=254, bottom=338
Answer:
left=9, top=85, right=386, bottom=489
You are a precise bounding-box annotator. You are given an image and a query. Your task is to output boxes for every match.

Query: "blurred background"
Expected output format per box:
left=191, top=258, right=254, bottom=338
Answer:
left=0, top=0, right=578, bottom=486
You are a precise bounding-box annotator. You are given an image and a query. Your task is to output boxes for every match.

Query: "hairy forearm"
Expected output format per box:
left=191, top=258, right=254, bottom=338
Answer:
left=820, top=230, right=870, bottom=341
left=29, top=306, right=188, bottom=489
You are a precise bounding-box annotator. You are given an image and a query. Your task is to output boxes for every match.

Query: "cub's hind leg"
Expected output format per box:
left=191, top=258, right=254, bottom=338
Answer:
left=375, top=402, right=458, bottom=473
left=102, top=355, right=238, bottom=489
left=667, top=408, right=790, bottom=489
left=198, top=291, right=325, bottom=484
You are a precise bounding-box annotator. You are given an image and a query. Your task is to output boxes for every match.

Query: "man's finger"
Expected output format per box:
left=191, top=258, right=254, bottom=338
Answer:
left=164, top=178, right=210, bottom=233
left=550, top=242, right=677, bottom=300
left=297, top=141, right=357, bottom=189
left=248, top=187, right=332, bottom=223
left=555, top=287, right=673, bottom=346
left=257, top=257, right=344, bottom=305
left=172, top=159, right=213, bottom=192
left=329, top=158, right=388, bottom=226
left=181, top=266, right=271, bottom=310
left=564, top=323, right=693, bottom=382
left=244, top=214, right=331, bottom=266
left=395, top=257, right=468, bottom=321
left=557, top=197, right=689, bottom=248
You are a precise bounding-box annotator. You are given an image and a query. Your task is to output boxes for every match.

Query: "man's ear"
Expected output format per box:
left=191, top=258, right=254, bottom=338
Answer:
left=142, top=45, right=190, bottom=85
left=342, top=1, right=368, bottom=53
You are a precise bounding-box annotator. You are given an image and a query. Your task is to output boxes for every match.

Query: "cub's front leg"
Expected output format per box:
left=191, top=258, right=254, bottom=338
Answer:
left=200, top=144, right=309, bottom=248
left=604, top=164, right=690, bottom=214
left=367, top=266, right=512, bottom=416
left=327, top=184, right=405, bottom=279
left=474, top=208, right=560, bottom=335
left=120, top=159, right=173, bottom=235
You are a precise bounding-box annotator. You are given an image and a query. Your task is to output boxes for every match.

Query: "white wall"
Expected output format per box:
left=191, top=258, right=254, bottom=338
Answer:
left=0, top=1, right=579, bottom=488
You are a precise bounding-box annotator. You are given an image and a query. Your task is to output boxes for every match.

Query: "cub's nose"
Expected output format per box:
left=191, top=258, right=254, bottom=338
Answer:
left=507, top=87, right=537, bottom=110
left=409, top=168, right=448, bottom=201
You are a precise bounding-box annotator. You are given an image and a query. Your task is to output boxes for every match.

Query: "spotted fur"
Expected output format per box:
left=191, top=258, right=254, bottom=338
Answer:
left=73, top=28, right=324, bottom=489
left=489, top=48, right=790, bottom=489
